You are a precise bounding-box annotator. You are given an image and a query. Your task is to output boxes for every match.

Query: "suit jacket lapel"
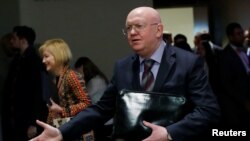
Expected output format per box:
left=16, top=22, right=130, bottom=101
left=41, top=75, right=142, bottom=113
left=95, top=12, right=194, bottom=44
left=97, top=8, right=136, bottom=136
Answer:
left=153, top=45, right=176, bottom=91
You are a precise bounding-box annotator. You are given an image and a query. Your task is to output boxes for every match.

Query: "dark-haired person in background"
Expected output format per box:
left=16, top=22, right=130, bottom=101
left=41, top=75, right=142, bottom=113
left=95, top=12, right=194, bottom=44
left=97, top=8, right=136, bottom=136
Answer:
left=163, top=31, right=173, bottom=45
left=217, top=22, right=250, bottom=132
left=2, top=26, right=48, bottom=141
left=173, top=33, right=193, bottom=52
left=74, top=57, right=112, bottom=141
left=74, top=57, right=109, bottom=104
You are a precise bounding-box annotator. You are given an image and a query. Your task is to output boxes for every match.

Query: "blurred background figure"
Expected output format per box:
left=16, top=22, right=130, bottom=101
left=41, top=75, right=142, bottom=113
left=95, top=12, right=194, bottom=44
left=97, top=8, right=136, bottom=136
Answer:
left=0, top=33, right=17, bottom=60
left=217, top=22, right=250, bottom=131
left=244, top=27, right=250, bottom=57
left=2, top=26, right=48, bottom=141
left=0, top=33, right=16, bottom=141
left=193, top=32, right=202, bottom=52
left=163, top=30, right=173, bottom=45
left=74, top=57, right=109, bottom=104
left=39, top=38, right=92, bottom=140
left=193, top=32, right=222, bottom=98
left=173, top=33, right=193, bottom=52
left=199, top=32, right=222, bottom=54
left=0, top=33, right=16, bottom=99
left=74, top=56, right=111, bottom=141
left=39, top=39, right=91, bottom=125
left=194, top=32, right=222, bottom=56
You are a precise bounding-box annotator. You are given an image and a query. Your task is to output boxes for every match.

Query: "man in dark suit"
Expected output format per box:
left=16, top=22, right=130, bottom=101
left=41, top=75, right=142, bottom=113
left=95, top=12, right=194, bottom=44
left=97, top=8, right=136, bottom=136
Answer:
left=2, top=26, right=48, bottom=141
left=30, top=7, right=220, bottom=141
left=217, top=22, right=250, bottom=131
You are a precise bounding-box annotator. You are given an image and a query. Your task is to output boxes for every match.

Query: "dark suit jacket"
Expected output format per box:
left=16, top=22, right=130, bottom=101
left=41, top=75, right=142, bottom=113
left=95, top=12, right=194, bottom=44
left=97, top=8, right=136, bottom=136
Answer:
left=60, top=45, right=220, bottom=141
left=218, top=45, right=250, bottom=129
left=2, top=46, right=48, bottom=141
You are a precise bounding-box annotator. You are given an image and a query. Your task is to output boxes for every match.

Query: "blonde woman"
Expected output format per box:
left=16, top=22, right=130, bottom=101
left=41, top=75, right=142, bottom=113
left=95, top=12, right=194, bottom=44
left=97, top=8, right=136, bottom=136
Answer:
left=39, top=39, right=91, bottom=128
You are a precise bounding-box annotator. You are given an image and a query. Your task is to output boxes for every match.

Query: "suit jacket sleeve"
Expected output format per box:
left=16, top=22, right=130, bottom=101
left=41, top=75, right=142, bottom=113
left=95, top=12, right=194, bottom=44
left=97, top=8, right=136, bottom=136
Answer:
left=166, top=55, right=220, bottom=141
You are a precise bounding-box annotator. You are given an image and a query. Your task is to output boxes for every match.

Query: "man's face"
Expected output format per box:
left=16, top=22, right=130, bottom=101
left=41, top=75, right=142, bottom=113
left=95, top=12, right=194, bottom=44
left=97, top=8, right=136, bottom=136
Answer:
left=125, top=10, right=160, bottom=57
left=11, top=32, right=21, bottom=49
left=230, top=28, right=244, bottom=46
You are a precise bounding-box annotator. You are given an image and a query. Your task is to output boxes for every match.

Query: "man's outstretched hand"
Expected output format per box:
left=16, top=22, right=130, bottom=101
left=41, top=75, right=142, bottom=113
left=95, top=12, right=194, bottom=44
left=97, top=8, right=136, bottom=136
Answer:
left=29, top=120, right=63, bottom=141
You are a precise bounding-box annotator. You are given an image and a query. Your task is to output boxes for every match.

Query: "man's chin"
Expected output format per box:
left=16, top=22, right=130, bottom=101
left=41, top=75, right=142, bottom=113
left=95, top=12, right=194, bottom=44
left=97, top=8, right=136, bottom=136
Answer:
left=133, top=49, right=146, bottom=57
left=132, top=45, right=143, bottom=51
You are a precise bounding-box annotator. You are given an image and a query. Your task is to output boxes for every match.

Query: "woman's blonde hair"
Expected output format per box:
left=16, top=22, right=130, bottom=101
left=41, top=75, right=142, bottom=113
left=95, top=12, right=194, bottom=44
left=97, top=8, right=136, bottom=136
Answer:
left=39, top=38, right=72, bottom=67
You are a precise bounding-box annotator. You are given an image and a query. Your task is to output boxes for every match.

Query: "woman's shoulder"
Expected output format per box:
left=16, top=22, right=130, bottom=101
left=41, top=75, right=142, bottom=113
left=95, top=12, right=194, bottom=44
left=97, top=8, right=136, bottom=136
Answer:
left=90, top=75, right=105, bottom=82
left=65, top=69, right=84, bottom=81
left=88, top=75, right=107, bottom=85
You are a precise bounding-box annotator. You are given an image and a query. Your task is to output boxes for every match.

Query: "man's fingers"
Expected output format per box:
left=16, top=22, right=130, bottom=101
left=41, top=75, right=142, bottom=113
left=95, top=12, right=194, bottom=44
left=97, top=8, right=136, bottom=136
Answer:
left=143, top=121, right=152, bottom=128
left=36, top=120, right=48, bottom=129
left=50, top=98, right=55, bottom=104
left=143, top=120, right=158, bottom=129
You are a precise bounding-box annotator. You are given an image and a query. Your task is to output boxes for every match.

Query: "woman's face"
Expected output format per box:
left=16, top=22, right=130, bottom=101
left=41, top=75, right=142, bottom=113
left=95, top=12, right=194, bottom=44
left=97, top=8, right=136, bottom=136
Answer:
left=42, top=49, right=56, bottom=72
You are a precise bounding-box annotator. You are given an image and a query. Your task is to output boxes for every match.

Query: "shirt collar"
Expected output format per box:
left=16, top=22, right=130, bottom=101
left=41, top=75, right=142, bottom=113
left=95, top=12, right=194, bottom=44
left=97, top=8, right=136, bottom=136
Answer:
left=139, top=40, right=166, bottom=64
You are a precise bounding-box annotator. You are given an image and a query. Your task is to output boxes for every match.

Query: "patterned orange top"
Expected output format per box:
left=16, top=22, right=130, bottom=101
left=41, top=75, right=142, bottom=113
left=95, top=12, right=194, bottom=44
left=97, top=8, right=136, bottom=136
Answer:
left=47, top=68, right=91, bottom=125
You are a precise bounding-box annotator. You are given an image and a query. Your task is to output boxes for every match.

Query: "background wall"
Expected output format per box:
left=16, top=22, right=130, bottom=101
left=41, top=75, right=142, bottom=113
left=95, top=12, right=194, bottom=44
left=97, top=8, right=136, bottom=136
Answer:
left=157, top=6, right=209, bottom=48
left=0, top=0, right=19, bottom=36
left=157, top=7, right=195, bottom=47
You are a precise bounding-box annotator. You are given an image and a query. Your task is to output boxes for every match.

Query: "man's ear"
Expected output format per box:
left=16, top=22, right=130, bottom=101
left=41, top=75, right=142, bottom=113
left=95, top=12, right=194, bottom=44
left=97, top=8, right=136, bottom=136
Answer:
left=156, top=23, right=164, bottom=38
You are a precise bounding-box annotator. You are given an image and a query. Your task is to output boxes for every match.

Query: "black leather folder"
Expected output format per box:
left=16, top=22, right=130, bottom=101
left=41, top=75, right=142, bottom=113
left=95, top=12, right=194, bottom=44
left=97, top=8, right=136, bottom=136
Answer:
left=113, top=89, right=187, bottom=141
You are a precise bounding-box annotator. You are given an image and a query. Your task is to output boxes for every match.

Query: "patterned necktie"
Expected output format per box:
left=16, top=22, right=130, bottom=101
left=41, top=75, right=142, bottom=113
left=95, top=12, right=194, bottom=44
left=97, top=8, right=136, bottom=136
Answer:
left=141, top=59, right=155, bottom=91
